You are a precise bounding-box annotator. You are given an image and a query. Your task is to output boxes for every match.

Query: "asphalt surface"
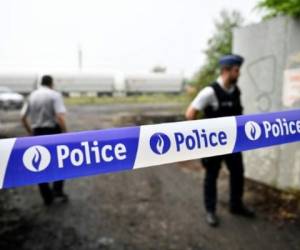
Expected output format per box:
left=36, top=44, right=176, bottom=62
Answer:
left=0, top=104, right=299, bottom=250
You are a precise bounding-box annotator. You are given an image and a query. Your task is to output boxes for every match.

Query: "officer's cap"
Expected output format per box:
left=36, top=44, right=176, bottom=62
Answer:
left=219, top=54, right=244, bottom=67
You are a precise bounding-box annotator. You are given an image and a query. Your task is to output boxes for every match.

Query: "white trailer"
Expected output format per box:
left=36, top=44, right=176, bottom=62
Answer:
left=125, top=74, right=184, bottom=94
left=52, top=72, right=115, bottom=96
left=0, top=73, right=38, bottom=94
left=0, top=72, right=185, bottom=96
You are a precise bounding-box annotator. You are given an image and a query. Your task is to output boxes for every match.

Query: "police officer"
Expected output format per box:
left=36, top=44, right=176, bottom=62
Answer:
left=21, top=75, right=68, bottom=206
left=185, top=55, right=255, bottom=227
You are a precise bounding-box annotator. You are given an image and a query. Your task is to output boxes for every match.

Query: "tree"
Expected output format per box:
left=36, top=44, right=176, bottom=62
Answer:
left=257, top=0, right=300, bottom=18
left=192, top=10, right=243, bottom=91
left=152, top=65, right=167, bottom=73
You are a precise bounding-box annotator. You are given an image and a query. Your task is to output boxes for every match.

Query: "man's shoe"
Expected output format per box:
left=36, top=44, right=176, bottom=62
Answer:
left=206, top=212, right=219, bottom=227
left=43, top=197, right=53, bottom=206
left=230, top=205, right=255, bottom=218
left=53, top=192, right=69, bottom=203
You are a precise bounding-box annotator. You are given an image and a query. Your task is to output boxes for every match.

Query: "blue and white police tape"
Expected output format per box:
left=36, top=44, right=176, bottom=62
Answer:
left=0, top=109, right=299, bottom=189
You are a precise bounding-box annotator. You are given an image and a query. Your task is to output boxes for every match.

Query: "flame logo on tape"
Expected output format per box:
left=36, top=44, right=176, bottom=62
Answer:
left=156, top=134, right=164, bottom=154
left=150, top=132, right=171, bottom=155
left=22, top=146, right=51, bottom=172
left=245, top=121, right=262, bottom=141
left=32, top=148, right=42, bottom=171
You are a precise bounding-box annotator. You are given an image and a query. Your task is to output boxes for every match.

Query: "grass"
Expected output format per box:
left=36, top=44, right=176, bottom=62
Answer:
left=64, top=93, right=190, bottom=106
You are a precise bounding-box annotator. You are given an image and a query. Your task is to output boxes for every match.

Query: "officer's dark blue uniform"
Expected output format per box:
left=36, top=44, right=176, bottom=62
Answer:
left=202, top=82, right=244, bottom=213
left=200, top=55, right=255, bottom=226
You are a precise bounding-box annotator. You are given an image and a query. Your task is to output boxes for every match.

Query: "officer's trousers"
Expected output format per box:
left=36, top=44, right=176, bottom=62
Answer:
left=202, top=152, right=244, bottom=213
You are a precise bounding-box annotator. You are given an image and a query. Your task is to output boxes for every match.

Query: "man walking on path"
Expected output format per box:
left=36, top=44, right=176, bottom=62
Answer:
left=21, top=75, right=68, bottom=206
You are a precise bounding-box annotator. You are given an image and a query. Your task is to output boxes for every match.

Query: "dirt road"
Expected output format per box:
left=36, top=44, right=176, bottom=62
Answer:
left=0, top=104, right=299, bottom=250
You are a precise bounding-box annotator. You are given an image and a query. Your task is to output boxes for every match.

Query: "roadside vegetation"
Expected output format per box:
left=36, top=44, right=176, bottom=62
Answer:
left=65, top=93, right=190, bottom=106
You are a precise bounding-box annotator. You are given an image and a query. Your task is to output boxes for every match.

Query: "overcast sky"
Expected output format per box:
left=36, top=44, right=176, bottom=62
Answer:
left=0, top=0, right=263, bottom=77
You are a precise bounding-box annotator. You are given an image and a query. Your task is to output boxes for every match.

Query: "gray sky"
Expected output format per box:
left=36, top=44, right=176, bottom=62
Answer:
left=0, top=0, right=262, bottom=77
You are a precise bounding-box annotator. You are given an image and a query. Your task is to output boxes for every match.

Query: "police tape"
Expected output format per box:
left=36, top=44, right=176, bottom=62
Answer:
left=0, top=109, right=299, bottom=189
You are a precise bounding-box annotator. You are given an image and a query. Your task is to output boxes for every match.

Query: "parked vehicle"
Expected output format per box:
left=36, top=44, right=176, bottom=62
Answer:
left=0, top=87, right=24, bottom=110
left=0, top=73, right=38, bottom=94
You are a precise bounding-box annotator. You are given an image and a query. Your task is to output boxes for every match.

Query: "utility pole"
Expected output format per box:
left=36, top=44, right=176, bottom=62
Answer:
left=78, top=43, right=83, bottom=71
